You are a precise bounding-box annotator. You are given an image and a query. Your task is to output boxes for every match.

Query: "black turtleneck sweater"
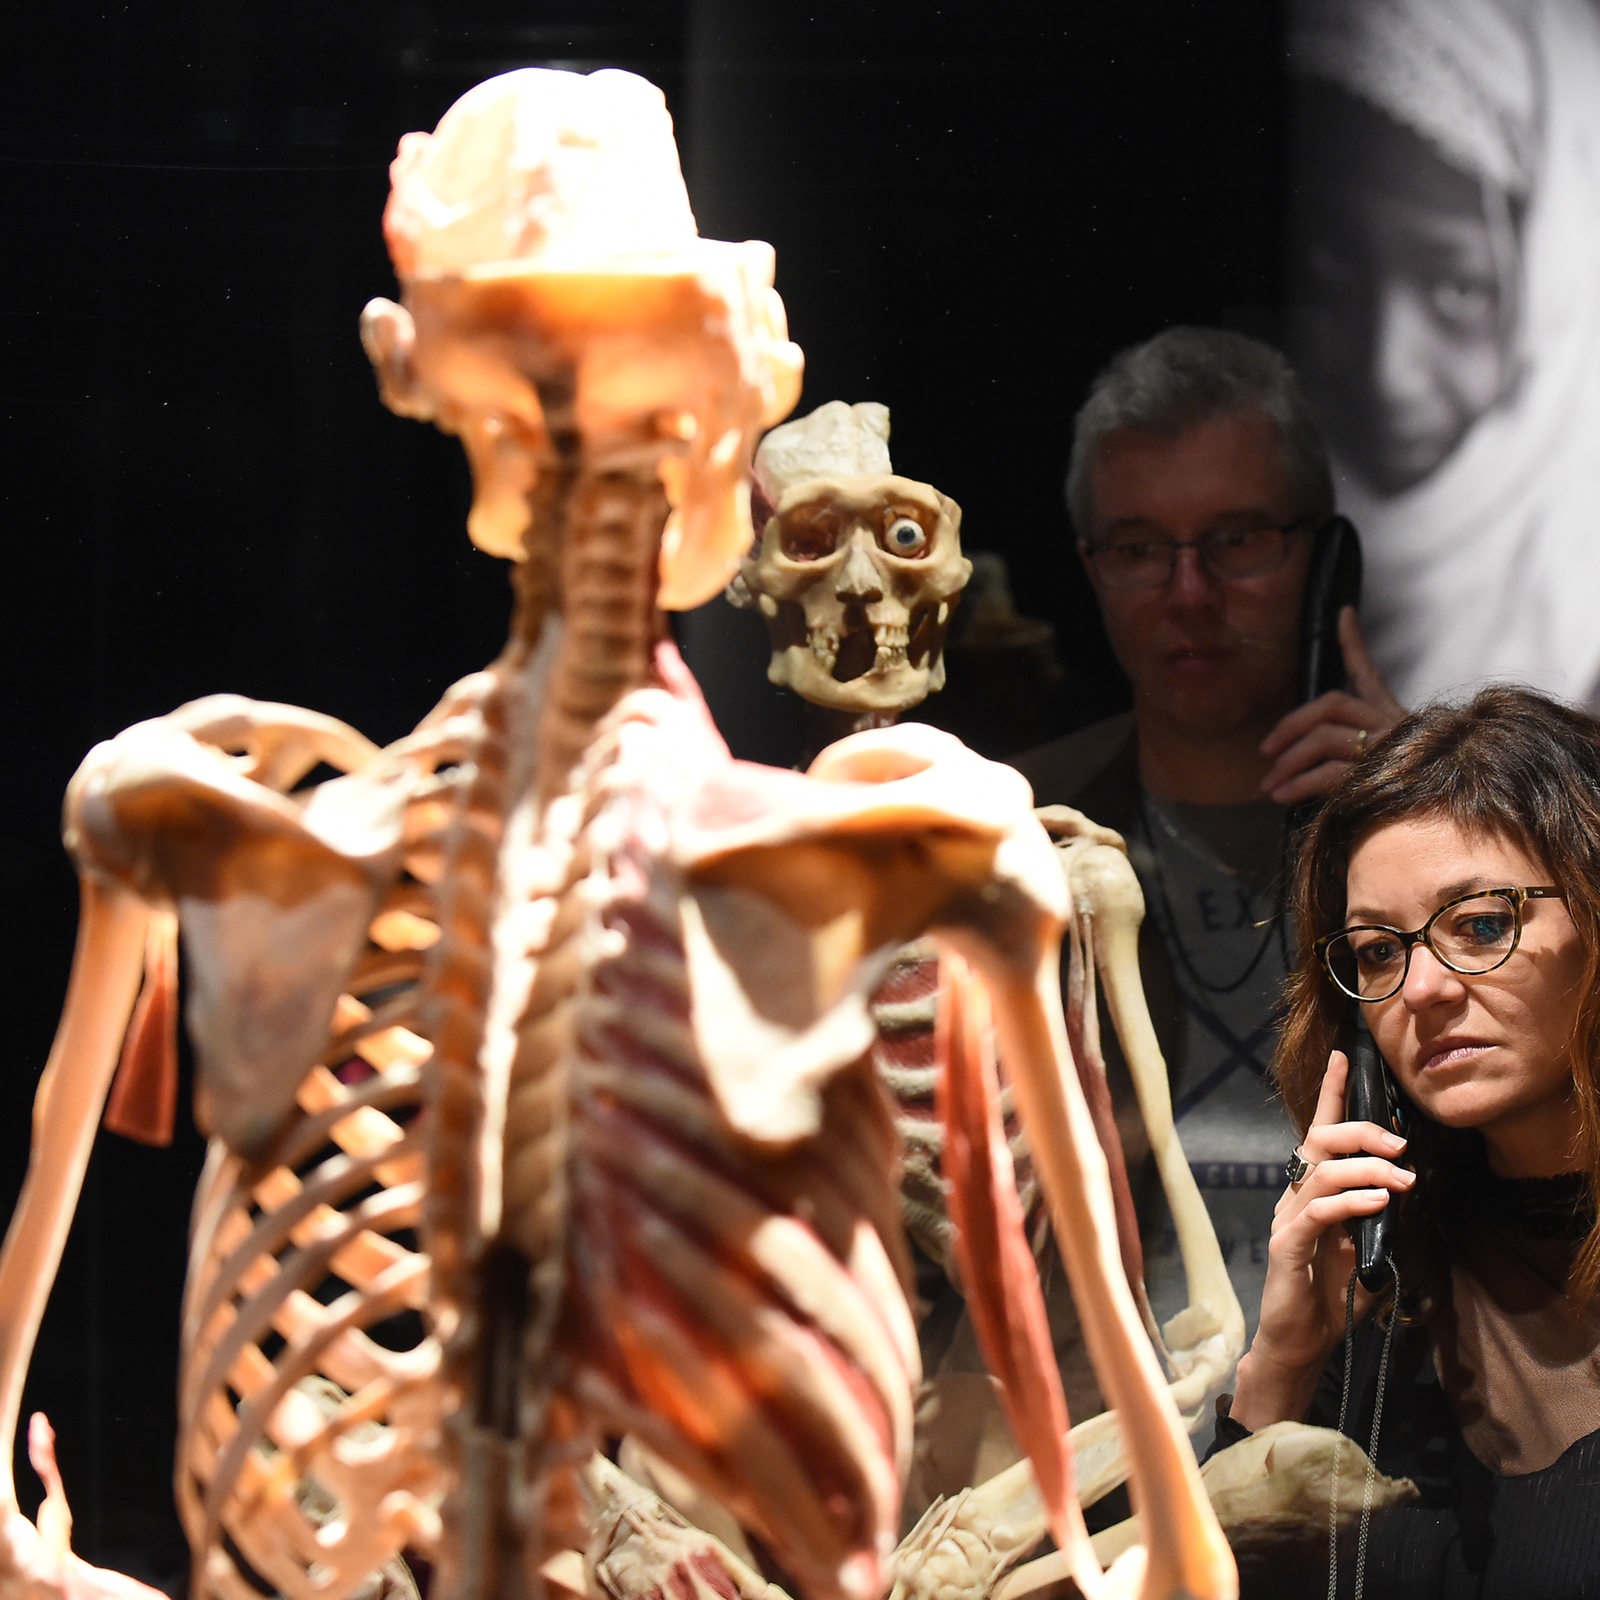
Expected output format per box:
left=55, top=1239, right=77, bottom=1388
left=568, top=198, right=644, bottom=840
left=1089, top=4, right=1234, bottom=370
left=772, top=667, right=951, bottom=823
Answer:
left=1220, top=1169, right=1600, bottom=1600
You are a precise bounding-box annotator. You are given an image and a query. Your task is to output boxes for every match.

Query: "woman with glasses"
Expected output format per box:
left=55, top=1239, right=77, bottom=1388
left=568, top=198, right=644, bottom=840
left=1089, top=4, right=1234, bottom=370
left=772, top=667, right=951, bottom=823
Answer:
left=1221, top=685, right=1600, bottom=1596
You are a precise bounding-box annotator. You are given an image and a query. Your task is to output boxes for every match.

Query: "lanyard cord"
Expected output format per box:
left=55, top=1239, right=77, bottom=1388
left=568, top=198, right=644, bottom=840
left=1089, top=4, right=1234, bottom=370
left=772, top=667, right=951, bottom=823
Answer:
left=1327, top=1259, right=1399, bottom=1600
left=1137, top=795, right=1290, bottom=994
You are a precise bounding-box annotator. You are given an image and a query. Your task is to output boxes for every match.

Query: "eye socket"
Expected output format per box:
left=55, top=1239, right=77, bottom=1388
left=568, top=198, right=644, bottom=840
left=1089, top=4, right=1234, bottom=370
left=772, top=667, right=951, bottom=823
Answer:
left=881, top=515, right=930, bottom=557
left=779, top=513, right=839, bottom=562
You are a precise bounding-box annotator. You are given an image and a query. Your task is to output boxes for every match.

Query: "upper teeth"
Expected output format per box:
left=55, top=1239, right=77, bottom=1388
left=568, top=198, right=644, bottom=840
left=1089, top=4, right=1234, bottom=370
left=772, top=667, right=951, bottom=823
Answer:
left=809, top=624, right=908, bottom=672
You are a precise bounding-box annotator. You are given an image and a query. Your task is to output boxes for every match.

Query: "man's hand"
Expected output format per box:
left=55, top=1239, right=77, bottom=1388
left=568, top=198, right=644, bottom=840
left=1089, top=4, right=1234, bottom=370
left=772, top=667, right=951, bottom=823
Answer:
left=1257, top=607, right=1406, bottom=807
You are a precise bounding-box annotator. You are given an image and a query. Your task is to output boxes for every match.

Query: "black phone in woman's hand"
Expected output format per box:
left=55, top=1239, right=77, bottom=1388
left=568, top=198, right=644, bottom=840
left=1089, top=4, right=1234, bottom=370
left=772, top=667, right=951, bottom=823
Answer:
left=1343, top=1011, right=1407, bottom=1292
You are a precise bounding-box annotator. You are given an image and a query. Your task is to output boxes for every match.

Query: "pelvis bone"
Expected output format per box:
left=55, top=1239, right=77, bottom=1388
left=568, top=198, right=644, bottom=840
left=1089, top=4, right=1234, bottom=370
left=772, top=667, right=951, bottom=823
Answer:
left=0, top=64, right=1235, bottom=1600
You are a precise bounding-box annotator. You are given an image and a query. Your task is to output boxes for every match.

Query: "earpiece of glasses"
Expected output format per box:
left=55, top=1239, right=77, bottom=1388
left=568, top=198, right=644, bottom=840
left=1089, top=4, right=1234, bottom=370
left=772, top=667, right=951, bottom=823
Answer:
left=1315, top=886, right=1564, bottom=1002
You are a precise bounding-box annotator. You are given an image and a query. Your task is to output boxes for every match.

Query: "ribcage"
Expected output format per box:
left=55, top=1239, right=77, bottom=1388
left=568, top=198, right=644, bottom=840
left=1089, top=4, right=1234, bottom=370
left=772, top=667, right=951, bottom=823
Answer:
left=485, top=691, right=921, bottom=1600
left=872, top=940, right=1043, bottom=1280
left=174, top=720, right=485, bottom=1600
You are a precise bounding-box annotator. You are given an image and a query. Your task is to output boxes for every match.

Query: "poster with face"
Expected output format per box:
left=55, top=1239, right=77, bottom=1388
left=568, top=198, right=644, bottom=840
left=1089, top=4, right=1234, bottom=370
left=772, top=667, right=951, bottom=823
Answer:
left=1288, top=0, right=1600, bottom=711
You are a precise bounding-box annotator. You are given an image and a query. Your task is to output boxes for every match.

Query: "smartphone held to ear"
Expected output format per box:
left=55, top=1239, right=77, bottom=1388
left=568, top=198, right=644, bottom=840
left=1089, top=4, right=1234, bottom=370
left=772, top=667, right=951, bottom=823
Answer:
left=1295, top=515, right=1363, bottom=707
left=1343, top=1013, right=1408, bottom=1292
left=1287, top=517, right=1363, bottom=836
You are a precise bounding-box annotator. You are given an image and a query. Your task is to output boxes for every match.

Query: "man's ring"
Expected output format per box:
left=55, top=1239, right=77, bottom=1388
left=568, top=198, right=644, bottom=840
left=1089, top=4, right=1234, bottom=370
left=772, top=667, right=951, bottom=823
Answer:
left=1285, top=1148, right=1314, bottom=1185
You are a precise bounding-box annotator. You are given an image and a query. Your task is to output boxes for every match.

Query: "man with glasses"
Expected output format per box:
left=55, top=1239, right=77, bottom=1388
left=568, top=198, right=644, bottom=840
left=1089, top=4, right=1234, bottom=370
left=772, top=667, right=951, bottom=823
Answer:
left=1008, top=326, right=1404, bottom=1423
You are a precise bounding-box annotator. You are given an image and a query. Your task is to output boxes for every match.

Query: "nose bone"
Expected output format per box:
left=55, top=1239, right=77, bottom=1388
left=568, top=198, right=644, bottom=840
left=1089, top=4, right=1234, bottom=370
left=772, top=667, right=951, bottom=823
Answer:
left=836, top=536, right=884, bottom=602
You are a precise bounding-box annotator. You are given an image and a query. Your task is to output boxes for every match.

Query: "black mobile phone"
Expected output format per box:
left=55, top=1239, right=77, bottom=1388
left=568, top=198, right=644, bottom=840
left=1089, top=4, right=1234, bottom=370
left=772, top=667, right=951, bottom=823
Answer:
left=1286, top=517, right=1363, bottom=839
left=1295, top=515, right=1363, bottom=706
left=1342, top=1010, right=1407, bottom=1292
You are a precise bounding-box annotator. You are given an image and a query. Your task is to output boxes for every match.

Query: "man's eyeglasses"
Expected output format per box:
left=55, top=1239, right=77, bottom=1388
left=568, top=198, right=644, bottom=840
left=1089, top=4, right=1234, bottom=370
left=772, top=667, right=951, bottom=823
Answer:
left=1083, top=517, right=1319, bottom=590
left=1315, top=886, right=1565, bottom=1003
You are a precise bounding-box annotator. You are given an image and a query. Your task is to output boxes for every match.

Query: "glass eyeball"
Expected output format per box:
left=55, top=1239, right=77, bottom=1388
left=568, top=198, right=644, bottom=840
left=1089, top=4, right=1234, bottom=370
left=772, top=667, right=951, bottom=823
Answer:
left=882, top=516, right=929, bottom=557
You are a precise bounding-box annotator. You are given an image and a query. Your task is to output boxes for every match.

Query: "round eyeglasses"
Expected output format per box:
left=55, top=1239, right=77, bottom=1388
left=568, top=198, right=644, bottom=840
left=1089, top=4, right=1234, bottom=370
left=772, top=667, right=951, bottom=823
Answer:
left=1084, top=517, right=1319, bottom=590
left=1315, top=885, right=1565, bottom=1003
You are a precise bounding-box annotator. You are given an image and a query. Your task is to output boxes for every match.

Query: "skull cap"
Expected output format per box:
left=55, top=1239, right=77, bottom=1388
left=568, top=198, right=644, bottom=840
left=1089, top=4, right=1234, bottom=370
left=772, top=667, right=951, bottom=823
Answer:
left=382, top=67, right=701, bottom=278
left=754, top=401, right=893, bottom=505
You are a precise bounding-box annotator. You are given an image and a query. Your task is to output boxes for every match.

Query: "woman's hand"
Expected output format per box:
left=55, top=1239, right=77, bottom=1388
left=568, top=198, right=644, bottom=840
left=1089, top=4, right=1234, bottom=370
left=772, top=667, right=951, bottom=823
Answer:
left=1229, top=1049, right=1415, bottom=1430
left=1258, top=608, right=1407, bottom=806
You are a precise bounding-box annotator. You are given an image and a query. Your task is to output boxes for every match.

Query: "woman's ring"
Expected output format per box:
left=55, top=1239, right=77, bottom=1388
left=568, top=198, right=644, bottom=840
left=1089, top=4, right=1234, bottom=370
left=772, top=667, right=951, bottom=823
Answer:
left=1285, top=1148, right=1315, bottom=1185
left=1354, top=726, right=1369, bottom=751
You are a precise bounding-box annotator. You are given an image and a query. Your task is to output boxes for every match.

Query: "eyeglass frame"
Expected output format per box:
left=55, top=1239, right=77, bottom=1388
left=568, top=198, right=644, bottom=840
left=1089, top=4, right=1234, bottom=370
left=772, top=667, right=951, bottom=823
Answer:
left=1313, top=885, right=1565, bottom=1003
left=1080, top=514, right=1323, bottom=590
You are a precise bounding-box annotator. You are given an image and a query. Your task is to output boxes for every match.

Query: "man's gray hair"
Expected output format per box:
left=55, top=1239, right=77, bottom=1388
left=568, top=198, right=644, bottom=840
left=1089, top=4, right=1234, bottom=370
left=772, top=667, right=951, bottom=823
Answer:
left=1064, top=326, right=1335, bottom=539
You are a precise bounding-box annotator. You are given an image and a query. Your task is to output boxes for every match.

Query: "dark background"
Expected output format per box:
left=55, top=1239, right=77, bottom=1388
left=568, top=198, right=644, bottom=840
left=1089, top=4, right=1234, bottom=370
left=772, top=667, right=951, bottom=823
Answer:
left=0, top=1, right=1286, bottom=1582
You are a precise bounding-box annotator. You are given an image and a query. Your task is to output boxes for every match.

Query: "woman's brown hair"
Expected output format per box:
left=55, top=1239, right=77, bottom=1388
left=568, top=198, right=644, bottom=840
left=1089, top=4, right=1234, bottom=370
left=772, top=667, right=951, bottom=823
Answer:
left=1275, top=685, right=1600, bottom=1299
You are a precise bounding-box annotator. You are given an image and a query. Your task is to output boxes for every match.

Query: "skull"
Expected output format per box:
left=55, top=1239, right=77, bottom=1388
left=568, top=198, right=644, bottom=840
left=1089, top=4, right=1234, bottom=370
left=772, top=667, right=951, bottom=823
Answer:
left=738, top=473, right=970, bottom=713
left=360, top=66, right=802, bottom=607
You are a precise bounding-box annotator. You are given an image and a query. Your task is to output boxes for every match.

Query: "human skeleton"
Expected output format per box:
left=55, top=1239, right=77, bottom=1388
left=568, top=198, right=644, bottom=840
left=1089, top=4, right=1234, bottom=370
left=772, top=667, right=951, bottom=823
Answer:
left=723, top=399, right=1245, bottom=1525
left=0, top=67, right=1240, bottom=1600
